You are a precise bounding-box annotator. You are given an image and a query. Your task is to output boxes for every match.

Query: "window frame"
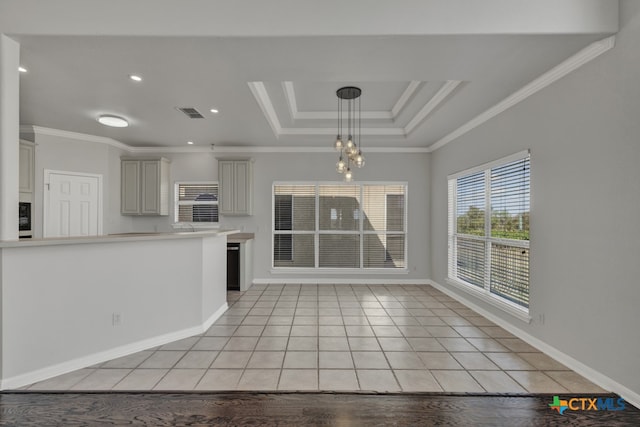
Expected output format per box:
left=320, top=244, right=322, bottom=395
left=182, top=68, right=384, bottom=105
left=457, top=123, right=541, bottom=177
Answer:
left=272, top=181, right=409, bottom=273
left=173, top=181, right=220, bottom=229
left=447, top=150, right=531, bottom=322
left=273, top=194, right=294, bottom=262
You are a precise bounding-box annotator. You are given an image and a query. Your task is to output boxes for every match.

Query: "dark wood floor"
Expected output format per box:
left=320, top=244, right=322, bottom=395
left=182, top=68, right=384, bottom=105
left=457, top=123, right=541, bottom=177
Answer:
left=1, top=392, right=638, bottom=426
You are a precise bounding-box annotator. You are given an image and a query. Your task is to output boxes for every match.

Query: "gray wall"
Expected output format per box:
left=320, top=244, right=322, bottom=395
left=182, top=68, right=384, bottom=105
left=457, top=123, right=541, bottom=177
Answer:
left=128, top=152, right=219, bottom=232
left=27, top=131, right=132, bottom=238
left=133, top=151, right=431, bottom=282
left=226, top=152, right=430, bottom=282
left=29, top=138, right=431, bottom=282
left=430, top=1, right=640, bottom=397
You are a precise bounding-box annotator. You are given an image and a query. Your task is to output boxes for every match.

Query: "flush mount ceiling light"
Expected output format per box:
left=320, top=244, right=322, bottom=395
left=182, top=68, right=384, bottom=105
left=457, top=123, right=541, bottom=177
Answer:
left=334, top=86, right=364, bottom=182
left=129, top=74, right=142, bottom=82
left=18, top=66, right=27, bottom=73
left=97, top=114, right=129, bottom=128
left=210, top=108, right=219, bottom=114
left=187, top=141, right=194, bottom=145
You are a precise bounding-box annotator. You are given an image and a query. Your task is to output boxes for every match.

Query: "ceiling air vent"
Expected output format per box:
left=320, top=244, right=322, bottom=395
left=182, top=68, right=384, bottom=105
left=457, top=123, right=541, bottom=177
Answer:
left=177, top=107, right=205, bottom=119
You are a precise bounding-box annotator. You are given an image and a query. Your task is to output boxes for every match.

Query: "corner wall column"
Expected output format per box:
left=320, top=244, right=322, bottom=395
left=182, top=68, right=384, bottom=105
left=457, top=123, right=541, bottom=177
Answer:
left=0, top=34, right=20, bottom=241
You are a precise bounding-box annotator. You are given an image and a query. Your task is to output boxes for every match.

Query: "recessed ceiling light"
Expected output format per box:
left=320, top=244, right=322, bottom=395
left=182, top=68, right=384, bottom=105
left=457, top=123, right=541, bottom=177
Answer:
left=129, top=74, right=142, bottom=82
left=97, top=114, right=129, bottom=128
left=187, top=141, right=194, bottom=145
left=210, top=109, right=219, bottom=114
left=18, top=66, right=27, bottom=73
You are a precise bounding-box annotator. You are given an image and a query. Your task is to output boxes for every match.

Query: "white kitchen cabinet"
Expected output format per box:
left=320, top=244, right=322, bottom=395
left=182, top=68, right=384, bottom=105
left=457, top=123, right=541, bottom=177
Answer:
left=219, top=159, right=253, bottom=216
left=121, top=158, right=170, bottom=216
left=19, top=141, right=35, bottom=194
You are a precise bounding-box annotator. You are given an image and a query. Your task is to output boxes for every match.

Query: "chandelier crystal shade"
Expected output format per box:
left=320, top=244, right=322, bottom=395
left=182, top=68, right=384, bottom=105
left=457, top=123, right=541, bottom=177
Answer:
left=334, top=86, right=364, bottom=181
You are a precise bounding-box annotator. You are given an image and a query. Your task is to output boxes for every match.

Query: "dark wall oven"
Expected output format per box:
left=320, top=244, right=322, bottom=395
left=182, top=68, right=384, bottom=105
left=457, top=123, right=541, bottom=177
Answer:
left=19, top=202, right=32, bottom=238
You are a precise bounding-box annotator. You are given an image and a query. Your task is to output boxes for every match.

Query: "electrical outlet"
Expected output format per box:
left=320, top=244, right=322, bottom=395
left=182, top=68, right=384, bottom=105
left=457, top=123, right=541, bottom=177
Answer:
left=112, top=312, right=122, bottom=326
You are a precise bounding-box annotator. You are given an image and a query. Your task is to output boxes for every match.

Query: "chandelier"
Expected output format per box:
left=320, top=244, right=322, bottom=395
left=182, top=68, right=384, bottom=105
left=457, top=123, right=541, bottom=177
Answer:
left=334, top=86, right=364, bottom=181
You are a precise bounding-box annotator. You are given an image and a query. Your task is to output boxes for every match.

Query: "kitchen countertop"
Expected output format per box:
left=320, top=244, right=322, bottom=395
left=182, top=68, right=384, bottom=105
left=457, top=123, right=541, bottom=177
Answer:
left=227, top=232, right=255, bottom=243
left=0, top=229, right=240, bottom=248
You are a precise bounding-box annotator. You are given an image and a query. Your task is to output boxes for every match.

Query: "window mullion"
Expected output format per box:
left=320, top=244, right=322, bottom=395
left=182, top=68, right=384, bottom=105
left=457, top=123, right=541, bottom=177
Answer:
left=450, top=180, right=457, bottom=280
left=271, top=186, right=275, bottom=269
left=404, top=185, right=408, bottom=270
left=315, top=183, right=319, bottom=269
left=359, top=184, right=364, bottom=269
left=484, top=169, right=491, bottom=292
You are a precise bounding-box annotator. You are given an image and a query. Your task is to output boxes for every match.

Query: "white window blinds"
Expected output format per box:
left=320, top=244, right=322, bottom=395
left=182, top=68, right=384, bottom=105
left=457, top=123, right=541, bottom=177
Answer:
left=363, top=185, right=406, bottom=268
left=273, top=183, right=407, bottom=270
left=175, top=183, right=219, bottom=223
left=273, top=185, right=315, bottom=267
left=448, top=152, right=530, bottom=309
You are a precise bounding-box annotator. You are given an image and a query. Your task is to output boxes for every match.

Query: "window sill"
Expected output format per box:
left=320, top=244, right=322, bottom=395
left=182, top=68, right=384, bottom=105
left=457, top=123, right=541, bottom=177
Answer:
left=271, top=268, right=409, bottom=275
left=445, top=277, right=531, bottom=323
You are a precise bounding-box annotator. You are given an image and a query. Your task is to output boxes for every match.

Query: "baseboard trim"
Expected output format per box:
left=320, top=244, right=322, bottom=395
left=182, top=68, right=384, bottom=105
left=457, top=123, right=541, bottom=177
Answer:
left=428, top=280, right=640, bottom=409
left=202, top=303, right=229, bottom=331
left=252, top=278, right=430, bottom=285
left=1, top=302, right=229, bottom=391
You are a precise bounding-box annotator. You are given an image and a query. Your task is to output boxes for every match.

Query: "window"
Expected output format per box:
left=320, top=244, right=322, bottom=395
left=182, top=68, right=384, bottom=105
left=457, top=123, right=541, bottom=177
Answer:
left=175, top=182, right=219, bottom=224
left=274, top=194, right=293, bottom=261
left=273, top=183, right=407, bottom=270
left=448, top=151, right=530, bottom=311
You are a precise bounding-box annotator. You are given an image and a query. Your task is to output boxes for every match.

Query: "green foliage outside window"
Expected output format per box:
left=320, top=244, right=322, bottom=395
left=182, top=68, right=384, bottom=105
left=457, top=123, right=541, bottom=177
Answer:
left=457, top=207, right=529, bottom=240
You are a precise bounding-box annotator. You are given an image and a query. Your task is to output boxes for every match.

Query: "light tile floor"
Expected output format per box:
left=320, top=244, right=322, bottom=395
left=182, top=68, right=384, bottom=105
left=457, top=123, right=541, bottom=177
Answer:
left=24, top=284, right=607, bottom=393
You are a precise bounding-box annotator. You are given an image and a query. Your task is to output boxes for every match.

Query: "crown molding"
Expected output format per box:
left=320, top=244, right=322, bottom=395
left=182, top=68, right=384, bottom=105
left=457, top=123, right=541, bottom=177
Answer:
left=294, top=111, right=392, bottom=120
left=278, top=127, right=406, bottom=136
left=253, top=80, right=455, bottom=137
left=212, top=146, right=429, bottom=154
left=405, top=80, right=462, bottom=135
left=128, top=145, right=213, bottom=154
left=248, top=81, right=282, bottom=136
left=20, top=125, right=131, bottom=151
left=283, top=81, right=393, bottom=121
left=428, top=35, right=616, bottom=152
left=21, top=125, right=428, bottom=154
left=282, top=81, right=298, bottom=121
left=391, top=80, right=421, bottom=118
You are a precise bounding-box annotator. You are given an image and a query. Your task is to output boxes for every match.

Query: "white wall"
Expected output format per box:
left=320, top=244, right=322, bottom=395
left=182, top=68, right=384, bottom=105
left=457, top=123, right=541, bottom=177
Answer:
left=430, top=0, right=640, bottom=399
left=0, top=234, right=227, bottom=388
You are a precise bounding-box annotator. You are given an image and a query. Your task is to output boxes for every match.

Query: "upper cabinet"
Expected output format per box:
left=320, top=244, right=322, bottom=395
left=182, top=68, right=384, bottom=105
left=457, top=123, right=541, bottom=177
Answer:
left=219, top=159, right=253, bottom=216
left=19, top=141, right=35, bottom=194
left=121, top=158, right=170, bottom=216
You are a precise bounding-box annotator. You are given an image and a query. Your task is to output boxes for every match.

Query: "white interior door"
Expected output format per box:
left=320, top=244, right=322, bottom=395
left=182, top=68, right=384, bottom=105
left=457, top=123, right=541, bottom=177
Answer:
left=44, top=170, right=102, bottom=238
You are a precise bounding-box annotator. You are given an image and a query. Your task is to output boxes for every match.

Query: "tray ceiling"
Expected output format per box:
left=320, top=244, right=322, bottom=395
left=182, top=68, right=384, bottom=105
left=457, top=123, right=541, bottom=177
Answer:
left=7, top=1, right=618, bottom=150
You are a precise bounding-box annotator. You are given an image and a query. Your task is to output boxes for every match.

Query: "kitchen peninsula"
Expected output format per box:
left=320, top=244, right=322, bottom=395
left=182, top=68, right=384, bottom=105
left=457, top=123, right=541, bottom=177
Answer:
left=0, top=229, right=237, bottom=390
